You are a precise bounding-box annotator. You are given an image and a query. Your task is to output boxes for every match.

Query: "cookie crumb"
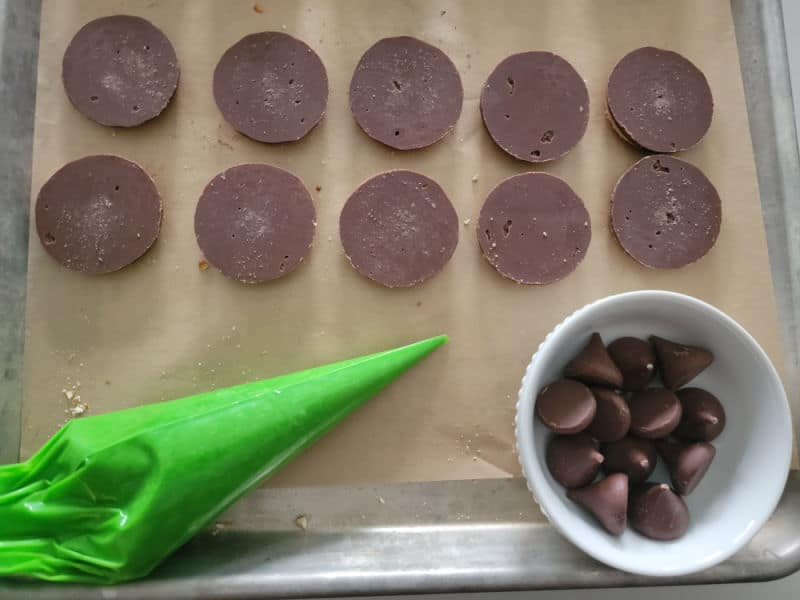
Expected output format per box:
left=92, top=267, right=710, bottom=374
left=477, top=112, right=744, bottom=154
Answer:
left=65, top=393, right=88, bottom=417
left=294, top=514, right=308, bottom=530
left=471, top=174, right=479, bottom=182
left=463, top=218, right=471, bottom=226
left=315, top=185, right=322, bottom=192
left=378, top=496, right=386, bottom=505
left=210, top=522, right=228, bottom=536
left=198, top=259, right=209, bottom=270
left=253, top=3, right=264, bottom=13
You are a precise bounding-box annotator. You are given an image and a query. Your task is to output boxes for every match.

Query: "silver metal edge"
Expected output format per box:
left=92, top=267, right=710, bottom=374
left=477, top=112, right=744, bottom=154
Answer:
left=731, top=0, right=800, bottom=430
left=1, top=475, right=799, bottom=599
left=0, top=0, right=39, bottom=464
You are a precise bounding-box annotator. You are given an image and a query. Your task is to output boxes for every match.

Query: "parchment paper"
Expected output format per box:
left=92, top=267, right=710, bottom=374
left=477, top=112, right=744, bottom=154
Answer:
left=23, top=0, right=790, bottom=486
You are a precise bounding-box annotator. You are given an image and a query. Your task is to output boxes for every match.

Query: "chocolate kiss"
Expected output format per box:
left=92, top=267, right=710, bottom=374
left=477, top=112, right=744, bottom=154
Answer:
left=564, top=332, right=624, bottom=388
left=628, top=388, right=682, bottom=439
left=567, top=473, right=629, bottom=536
left=630, top=483, right=690, bottom=540
left=675, top=387, right=726, bottom=441
left=602, top=437, right=657, bottom=483
left=546, top=433, right=604, bottom=488
left=606, top=336, right=657, bottom=391
left=650, top=335, right=713, bottom=390
left=588, top=388, right=631, bottom=442
left=536, top=379, right=596, bottom=434
left=656, top=439, right=716, bottom=495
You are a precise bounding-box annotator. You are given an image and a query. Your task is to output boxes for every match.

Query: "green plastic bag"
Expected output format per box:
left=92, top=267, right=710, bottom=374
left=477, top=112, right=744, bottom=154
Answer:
left=0, top=335, right=446, bottom=584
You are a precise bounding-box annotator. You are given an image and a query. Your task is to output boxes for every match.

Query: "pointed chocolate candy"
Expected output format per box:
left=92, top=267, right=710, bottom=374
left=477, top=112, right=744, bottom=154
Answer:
left=656, top=439, right=715, bottom=495
left=675, top=387, right=726, bottom=441
left=536, top=379, right=596, bottom=434
left=607, top=336, right=657, bottom=391
left=567, top=473, right=629, bottom=536
left=546, top=433, right=604, bottom=488
left=651, top=335, right=713, bottom=390
left=628, top=388, right=682, bottom=439
left=588, top=387, right=631, bottom=442
left=630, top=483, right=689, bottom=540
left=564, top=333, right=624, bottom=388
left=602, top=437, right=657, bottom=483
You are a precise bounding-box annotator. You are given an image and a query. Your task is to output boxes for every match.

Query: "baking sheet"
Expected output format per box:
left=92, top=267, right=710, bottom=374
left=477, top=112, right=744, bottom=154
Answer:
left=22, top=0, right=789, bottom=485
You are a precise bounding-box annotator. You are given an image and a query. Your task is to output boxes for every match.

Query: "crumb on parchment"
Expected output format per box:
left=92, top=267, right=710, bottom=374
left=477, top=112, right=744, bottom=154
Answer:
left=253, top=3, right=264, bottom=13
left=63, top=388, right=89, bottom=418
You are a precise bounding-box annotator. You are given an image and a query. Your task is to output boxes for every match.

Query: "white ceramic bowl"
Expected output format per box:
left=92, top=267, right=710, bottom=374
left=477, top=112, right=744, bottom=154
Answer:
left=515, top=290, right=792, bottom=576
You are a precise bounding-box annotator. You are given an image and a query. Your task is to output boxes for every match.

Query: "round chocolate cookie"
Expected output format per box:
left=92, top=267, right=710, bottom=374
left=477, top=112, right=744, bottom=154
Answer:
left=194, top=164, right=316, bottom=283
left=607, top=47, right=713, bottom=153
left=477, top=173, right=591, bottom=285
left=213, top=32, right=328, bottom=143
left=611, top=155, right=721, bottom=269
left=349, top=36, right=463, bottom=150
left=480, top=52, right=589, bottom=162
left=339, top=170, right=458, bottom=288
left=35, top=155, right=162, bottom=273
left=62, top=15, right=179, bottom=127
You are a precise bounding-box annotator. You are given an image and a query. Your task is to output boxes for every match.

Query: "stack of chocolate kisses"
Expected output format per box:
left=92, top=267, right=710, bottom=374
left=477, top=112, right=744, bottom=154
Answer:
left=536, top=332, right=725, bottom=540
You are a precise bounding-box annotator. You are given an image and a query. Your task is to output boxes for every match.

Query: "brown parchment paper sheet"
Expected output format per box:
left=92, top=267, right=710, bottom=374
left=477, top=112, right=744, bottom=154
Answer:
left=22, top=0, right=792, bottom=485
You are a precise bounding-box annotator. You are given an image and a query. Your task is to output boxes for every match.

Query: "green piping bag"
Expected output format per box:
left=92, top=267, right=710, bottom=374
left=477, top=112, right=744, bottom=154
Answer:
left=0, top=335, right=446, bottom=584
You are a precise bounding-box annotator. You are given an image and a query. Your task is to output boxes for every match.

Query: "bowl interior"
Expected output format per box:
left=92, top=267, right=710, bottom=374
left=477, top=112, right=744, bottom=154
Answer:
left=516, top=291, right=792, bottom=576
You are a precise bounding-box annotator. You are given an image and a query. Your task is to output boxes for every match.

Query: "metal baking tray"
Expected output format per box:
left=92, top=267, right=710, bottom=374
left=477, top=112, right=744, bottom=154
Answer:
left=1, top=0, right=798, bottom=597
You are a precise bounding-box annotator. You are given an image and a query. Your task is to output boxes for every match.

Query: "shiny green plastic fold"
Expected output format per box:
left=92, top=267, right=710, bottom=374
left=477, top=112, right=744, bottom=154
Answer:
left=0, top=335, right=447, bottom=584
